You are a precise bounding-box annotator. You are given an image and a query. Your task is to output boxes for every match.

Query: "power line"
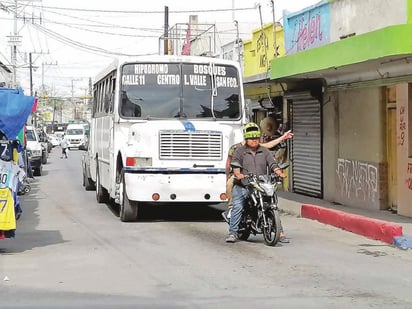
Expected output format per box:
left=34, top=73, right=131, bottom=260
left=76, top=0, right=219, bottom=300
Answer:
left=40, top=6, right=162, bottom=32
left=31, top=23, right=132, bottom=56
left=24, top=4, right=256, bottom=14
left=31, top=23, right=157, bottom=57
left=41, top=18, right=161, bottom=38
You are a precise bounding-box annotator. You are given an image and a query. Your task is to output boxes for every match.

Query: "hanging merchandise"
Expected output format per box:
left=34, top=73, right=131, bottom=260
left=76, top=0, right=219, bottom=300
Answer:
left=0, top=141, right=26, bottom=237
left=0, top=187, right=16, bottom=231
left=0, top=87, right=35, bottom=140
left=0, top=87, right=35, bottom=239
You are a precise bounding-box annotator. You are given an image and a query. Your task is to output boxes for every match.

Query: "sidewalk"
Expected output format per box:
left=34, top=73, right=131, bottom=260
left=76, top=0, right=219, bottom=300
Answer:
left=278, top=191, right=412, bottom=248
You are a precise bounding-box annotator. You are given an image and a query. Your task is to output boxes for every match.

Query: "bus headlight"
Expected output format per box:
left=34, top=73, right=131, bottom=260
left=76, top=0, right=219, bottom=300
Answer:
left=126, top=157, right=152, bottom=167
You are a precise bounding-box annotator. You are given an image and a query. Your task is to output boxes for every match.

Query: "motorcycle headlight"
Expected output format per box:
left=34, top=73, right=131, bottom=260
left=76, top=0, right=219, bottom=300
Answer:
left=261, top=183, right=275, bottom=196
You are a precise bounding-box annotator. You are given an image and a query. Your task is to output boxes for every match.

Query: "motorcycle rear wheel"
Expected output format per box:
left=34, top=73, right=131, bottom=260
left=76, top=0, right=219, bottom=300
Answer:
left=263, top=209, right=281, bottom=246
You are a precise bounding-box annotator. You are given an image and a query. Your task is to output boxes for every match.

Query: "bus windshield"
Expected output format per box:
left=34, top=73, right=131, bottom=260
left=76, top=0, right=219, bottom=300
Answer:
left=120, top=62, right=241, bottom=119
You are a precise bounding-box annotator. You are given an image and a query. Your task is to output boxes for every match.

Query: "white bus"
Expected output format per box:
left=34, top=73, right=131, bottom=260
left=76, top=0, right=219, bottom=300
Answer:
left=82, top=55, right=247, bottom=221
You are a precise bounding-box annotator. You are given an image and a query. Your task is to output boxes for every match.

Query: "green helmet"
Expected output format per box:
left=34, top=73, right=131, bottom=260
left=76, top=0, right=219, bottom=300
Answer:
left=243, top=122, right=261, bottom=139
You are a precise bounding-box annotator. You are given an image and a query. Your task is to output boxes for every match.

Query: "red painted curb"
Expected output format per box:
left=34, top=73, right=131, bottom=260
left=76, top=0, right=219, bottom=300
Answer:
left=301, top=204, right=403, bottom=244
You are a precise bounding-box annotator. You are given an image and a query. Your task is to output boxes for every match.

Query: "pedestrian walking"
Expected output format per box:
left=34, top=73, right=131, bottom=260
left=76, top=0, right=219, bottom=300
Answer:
left=60, top=135, right=69, bottom=159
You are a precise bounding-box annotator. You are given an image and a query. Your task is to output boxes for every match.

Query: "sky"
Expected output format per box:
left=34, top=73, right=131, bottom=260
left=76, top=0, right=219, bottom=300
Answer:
left=0, top=0, right=320, bottom=98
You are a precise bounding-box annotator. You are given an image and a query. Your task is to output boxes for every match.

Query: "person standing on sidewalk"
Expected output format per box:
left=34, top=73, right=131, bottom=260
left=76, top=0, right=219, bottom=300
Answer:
left=60, top=135, right=69, bottom=159
left=225, top=122, right=287, bottom=243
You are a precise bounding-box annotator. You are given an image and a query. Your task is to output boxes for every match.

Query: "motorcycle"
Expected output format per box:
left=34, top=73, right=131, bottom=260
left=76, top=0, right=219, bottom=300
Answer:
left=228, top=163, right=289, bottom=246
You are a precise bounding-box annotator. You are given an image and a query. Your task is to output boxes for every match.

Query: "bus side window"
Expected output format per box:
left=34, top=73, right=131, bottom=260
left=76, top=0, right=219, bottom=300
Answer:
left=104, top=92, right=111, bottom=113
left=108, top=91, right=115, bottom=113
left=107, top=76, right=116, bottom=113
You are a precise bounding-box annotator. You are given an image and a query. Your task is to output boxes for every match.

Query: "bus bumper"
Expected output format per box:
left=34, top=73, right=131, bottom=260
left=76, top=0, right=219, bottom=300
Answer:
left=123, top=170, right=227, bottom=203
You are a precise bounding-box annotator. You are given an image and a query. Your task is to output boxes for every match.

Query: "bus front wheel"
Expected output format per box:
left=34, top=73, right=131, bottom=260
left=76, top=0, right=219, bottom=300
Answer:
left=119, top=171, right=138, bottom=222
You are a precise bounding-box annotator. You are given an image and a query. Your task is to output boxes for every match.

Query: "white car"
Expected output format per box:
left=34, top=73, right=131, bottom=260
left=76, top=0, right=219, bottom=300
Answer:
left=65, top=124, right=87, bottom=150
left=26, top=126, right=43, bottom=176
left=48, top=134, right=60, bottom=147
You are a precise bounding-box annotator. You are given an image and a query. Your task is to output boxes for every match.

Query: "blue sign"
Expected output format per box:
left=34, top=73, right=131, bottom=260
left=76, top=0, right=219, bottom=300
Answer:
left=283, top=1, right=331, bottom=55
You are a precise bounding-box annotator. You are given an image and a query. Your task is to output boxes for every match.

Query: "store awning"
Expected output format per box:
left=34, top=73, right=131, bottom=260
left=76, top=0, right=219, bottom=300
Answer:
left=270, top=24, right=412, bottom=87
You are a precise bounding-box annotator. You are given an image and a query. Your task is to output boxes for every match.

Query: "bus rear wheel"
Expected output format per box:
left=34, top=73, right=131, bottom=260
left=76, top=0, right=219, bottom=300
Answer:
left=119, top=171, right=138, bottom=222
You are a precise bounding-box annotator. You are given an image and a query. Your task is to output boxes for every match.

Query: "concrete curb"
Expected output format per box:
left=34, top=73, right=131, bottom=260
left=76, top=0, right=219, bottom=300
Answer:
left=301, top=204, right=403, bottom=244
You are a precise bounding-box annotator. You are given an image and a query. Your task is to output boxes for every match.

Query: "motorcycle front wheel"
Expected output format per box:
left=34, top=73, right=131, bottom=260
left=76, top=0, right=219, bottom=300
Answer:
left=263, top=209, right=281, bottom=246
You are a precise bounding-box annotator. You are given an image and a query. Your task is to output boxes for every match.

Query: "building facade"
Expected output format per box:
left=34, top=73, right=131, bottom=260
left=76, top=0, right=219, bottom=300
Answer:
left=0, top=54, right=12, bottom=87
left=267, top=0, right=412, bottom=217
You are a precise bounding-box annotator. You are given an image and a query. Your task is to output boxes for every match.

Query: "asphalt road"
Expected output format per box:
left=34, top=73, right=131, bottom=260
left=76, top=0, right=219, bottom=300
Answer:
left=1, top=148, right=412, bottom=308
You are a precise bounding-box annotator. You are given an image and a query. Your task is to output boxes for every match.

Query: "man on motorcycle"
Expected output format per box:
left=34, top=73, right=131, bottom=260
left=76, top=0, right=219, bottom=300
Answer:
left=223, top=129, right=293, bottom=219
left=225, top=122, right=286, bottom=243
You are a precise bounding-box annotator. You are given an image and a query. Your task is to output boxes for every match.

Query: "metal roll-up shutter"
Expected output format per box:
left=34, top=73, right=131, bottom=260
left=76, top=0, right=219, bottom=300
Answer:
left=288, top=91, right=322, bottom=197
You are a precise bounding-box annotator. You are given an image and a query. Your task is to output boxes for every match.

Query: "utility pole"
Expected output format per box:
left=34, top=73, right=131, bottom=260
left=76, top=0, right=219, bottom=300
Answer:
left=42, top=60, right=57, bottom=94
left=29, top=52, right=32, bottom=95
left=6, top=0, right=42, bottom=87
left=270, top=0, right=278, bottom=58
left=71, top=78, right=82, bottom=120
left=234, top=20, right=241, bottom=69
left=163, top=6, right=169, bottom=55
left=10, top=0, right=19, bottom=87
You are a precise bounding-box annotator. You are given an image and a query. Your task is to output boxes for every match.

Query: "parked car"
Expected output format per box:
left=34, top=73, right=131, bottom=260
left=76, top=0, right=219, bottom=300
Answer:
left=48, top=134, right=60, bottom=147
left=25, top=126, right=42, bottom=176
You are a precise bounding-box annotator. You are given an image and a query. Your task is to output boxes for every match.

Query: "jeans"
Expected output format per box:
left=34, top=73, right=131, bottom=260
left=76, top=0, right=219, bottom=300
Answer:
left=229, top=184, right=250, bottom=234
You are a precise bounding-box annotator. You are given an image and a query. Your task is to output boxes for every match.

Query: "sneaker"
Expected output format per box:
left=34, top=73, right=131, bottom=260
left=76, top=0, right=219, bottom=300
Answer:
left=225, top=233, right=238, bottom=243
left=279, top=233, right=290, bottom=243
left=221, top=211, right=229, bottom=223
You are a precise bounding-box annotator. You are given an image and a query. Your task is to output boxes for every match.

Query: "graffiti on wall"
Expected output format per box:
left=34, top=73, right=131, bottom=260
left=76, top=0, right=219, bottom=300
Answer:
left=406, top=163, right=412, bottom=190
left=336, top=159, right=379, bottom=205
left=283, top=2, right=330, bottom=55
left=256, top=32, right=269, bottom=69
left=399, top=106, right=406, bottom=146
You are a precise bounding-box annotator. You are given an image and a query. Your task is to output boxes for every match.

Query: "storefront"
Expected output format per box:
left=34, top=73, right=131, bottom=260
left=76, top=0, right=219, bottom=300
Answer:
left=269, top=2, right=412, bottom=216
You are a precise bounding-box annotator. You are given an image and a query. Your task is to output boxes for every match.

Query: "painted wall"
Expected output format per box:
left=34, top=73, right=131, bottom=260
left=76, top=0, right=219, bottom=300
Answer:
left=282, top=0, right=407, bottom=56
left=283, top=1, right=331, bottom=55
left=396, top=83, right=412, bottom=217
left=409, top=0, right=412, bottom=23
left=323, top=87, right=389, bottom=209
left=322, top=91, right=338, bottom=201
left=338, top=88, right=385, bottom=162
left=329, top=0, right=407, bottom=40
left=243, top=23, right=285, bottom=78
